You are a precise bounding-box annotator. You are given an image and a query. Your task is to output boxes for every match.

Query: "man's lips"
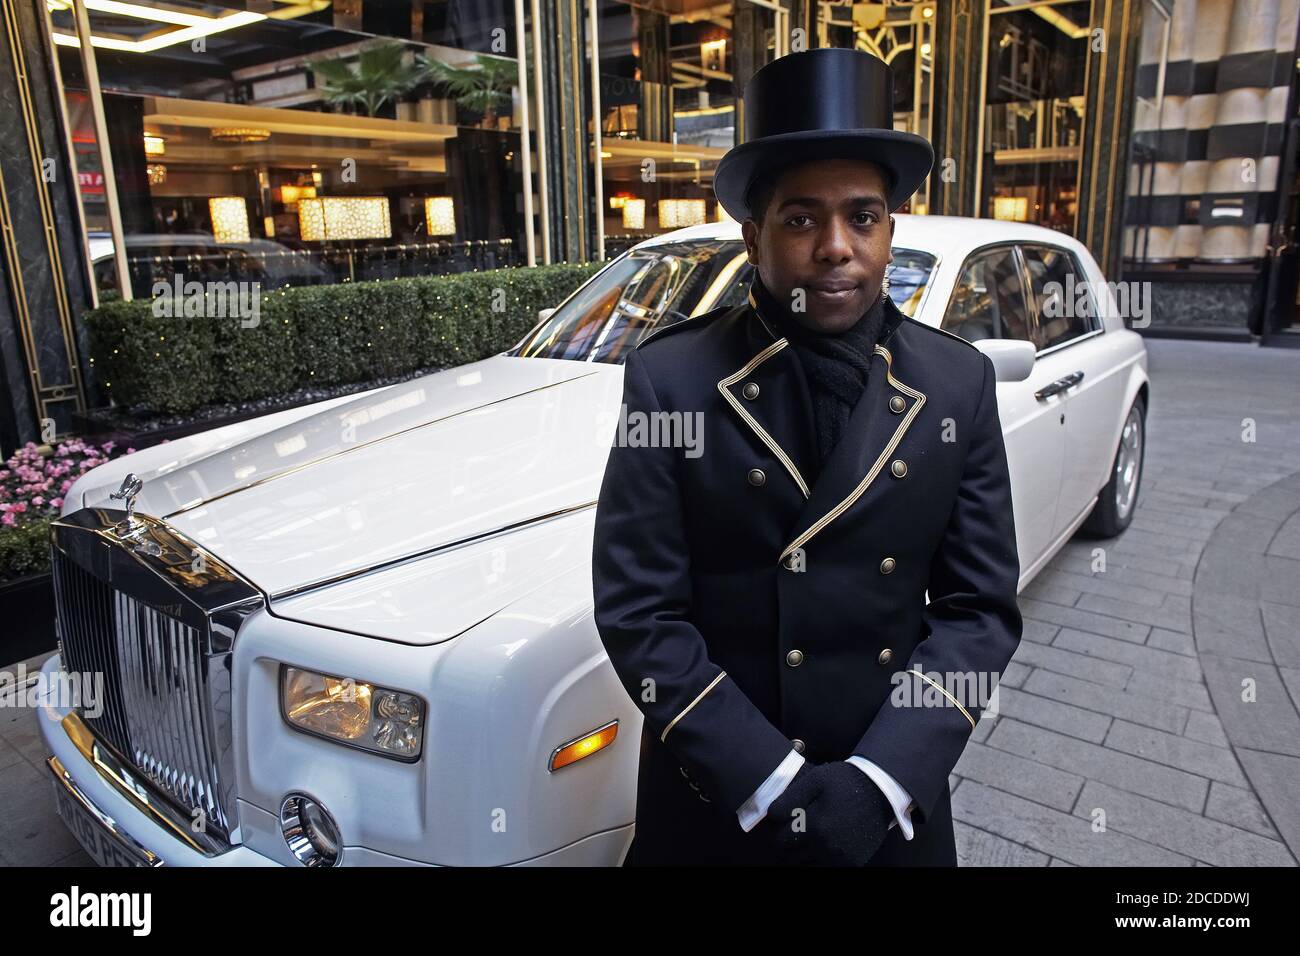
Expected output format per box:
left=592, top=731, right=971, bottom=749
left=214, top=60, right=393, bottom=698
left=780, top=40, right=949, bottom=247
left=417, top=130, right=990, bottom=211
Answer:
left=808, top=281, right=860, bottom=301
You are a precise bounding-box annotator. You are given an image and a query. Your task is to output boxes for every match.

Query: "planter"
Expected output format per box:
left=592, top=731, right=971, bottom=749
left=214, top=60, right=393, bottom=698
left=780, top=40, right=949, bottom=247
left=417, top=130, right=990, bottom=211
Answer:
left=0, top=570, right=55, bottom=668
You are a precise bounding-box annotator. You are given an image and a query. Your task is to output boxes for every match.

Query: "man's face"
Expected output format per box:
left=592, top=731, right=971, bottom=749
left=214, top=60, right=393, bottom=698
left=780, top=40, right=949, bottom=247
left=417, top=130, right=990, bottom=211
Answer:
left=742, top=158, right=895, bottom=334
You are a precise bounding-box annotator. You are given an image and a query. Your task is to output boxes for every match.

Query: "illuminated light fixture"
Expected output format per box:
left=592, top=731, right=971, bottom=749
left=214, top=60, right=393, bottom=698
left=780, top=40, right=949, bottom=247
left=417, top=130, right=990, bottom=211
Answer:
left=298, top=196, right=392, bottom=241
left=424, top=197, right=456, bottom=236
left=701, top=38, right=726, bottom=72
left=659, top=198, right=707, bottom=229
left=143, top=134, right=165, bottom=157
left=548, top=721, right=618, bottom=772
left=263, top=216, right=276, bottom=238
left=622, top=198, right=645, bottom=230
left=209, top=196, right=251, bottom=243
left=993, top=196, right=1029, bottom=222
left=211, top=127, right=272, bottom=143
left=145, top=163, right=166, bottom=185
left=921, top=42, right=932, bottom=56
left=51, top=6, right=267, bottom=54
left=277, top=184, right=316, bottom=206
left=608, top=192, right=634, bottom=210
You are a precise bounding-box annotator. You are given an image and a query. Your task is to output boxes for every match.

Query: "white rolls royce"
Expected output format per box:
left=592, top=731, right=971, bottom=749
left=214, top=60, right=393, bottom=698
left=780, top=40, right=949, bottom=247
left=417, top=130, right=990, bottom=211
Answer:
left=37, top=215, right=1149, bottom=867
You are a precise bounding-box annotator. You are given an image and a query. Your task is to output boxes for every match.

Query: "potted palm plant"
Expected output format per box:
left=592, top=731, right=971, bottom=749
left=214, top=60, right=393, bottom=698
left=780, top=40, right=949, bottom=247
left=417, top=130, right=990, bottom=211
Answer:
left=416, top=53, right=517, bottom=129
left=311, top=42, right=424, bottom=117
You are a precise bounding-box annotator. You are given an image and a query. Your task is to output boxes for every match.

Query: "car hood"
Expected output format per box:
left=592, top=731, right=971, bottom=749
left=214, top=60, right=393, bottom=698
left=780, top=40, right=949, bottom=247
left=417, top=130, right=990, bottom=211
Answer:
left=82, top=355, right=624, bottom=598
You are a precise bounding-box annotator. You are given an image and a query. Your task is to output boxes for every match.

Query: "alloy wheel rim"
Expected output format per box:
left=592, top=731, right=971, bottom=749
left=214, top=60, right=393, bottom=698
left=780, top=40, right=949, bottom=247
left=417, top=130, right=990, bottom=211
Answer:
left=1114, top=405, right=1143, bottom=520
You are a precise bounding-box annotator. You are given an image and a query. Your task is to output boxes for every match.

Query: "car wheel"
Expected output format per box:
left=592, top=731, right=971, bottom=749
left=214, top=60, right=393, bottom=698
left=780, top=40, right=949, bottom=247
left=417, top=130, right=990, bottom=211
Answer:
left=1081, top=394, right=1146, bottom=538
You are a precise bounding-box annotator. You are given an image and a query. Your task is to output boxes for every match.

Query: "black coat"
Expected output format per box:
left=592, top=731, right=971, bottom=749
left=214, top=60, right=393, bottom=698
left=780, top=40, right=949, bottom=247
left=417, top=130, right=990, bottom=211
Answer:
left=591, top=292, right=1023, bottom=865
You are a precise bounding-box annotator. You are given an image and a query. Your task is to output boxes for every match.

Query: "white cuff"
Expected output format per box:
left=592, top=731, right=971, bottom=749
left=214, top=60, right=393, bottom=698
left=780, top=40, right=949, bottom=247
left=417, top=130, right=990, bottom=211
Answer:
left=737, top=748, right=805, bottom=832
left=846, top=756, right=915, bottom=841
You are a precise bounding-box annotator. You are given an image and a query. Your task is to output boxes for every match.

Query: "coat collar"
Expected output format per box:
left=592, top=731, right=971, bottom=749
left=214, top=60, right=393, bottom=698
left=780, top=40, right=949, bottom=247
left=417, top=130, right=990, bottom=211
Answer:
left=715, top=289, right=925, bottom=565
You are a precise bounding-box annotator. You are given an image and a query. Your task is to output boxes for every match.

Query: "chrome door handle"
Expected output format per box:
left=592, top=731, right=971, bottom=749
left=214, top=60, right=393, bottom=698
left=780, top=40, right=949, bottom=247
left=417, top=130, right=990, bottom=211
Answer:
left=1035, top=370, right=1084, bottom=401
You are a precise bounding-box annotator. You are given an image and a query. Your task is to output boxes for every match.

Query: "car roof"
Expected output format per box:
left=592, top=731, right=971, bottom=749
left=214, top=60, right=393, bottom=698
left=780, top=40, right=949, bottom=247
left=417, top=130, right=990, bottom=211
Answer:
left=634, top=214, right=1096, bottom=264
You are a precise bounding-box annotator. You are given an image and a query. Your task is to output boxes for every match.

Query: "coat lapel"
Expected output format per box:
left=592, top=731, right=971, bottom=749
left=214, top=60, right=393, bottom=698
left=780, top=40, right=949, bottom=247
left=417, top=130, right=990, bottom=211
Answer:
left=779, top=298, right=926, bottom=567
left=716, top=295, right=818, bottom=499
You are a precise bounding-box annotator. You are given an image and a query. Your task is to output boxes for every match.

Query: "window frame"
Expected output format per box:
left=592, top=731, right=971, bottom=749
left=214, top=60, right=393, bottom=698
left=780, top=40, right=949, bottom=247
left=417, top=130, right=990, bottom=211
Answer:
left=1017, top=241, right=1107, bottom=357
left=940, top=240, right=1037, bottom=345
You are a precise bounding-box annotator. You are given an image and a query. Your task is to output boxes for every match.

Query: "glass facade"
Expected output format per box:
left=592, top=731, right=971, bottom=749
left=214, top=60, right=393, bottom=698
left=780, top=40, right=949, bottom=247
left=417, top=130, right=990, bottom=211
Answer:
left=981, top=0, right=1091, bottom=233
left=51, top=0, right=534, bottom=299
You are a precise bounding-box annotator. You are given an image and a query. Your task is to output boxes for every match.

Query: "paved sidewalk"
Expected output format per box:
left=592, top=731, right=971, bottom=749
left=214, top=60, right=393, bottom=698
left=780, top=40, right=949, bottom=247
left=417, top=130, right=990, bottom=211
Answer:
left=3, top=338, right=1298, bottom=866
left=952, top=338, right=1300, bottom=866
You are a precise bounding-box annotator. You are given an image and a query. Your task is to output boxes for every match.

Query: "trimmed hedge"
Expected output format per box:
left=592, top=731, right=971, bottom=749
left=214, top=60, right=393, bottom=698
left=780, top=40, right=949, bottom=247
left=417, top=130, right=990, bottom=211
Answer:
left=0, top=518, right=51, bottom=581
left=84, top=262, right=603, bottom=414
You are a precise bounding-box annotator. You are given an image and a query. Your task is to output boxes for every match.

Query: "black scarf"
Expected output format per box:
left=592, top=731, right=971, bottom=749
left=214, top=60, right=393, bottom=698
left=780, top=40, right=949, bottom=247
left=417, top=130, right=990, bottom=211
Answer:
left=749, top=273, right=889, bottom=468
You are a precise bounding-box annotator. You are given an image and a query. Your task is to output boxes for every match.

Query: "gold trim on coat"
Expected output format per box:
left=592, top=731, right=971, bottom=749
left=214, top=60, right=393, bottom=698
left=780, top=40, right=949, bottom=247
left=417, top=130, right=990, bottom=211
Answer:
left=907, top=668, right=977, bottom=730
left=778, top=344, right=925, bottom=564
left=717, top=340, right=812, bottom=499
left=660, top=670, right=727, bottom=743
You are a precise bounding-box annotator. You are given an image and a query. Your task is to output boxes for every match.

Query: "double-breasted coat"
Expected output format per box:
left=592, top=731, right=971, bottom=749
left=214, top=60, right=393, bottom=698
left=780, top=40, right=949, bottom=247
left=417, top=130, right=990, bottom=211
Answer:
left=591, top=289, right=1023, bottom=866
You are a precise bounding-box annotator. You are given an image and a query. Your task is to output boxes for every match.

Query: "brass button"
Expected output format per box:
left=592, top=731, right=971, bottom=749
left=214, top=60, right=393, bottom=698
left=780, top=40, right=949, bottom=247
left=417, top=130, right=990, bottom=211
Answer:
left=792, top=738, right=806, bottom=754
left=748, top=467, right=766, bottom=486
left=742, top=381, right=760, bottom=400
left=890, top=459, right=907, bottom=478
left=786, top=649, right=804, bottom=667
left=878, top=648, right=893, bottom=666
left=880, top=556, right=896, bottom=574
left=889, top=395, right=906, bottom=413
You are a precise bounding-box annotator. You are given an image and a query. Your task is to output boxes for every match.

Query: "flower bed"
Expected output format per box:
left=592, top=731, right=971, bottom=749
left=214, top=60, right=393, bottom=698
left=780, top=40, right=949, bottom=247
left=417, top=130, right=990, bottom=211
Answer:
left=0, top=438, right=136, bottom=581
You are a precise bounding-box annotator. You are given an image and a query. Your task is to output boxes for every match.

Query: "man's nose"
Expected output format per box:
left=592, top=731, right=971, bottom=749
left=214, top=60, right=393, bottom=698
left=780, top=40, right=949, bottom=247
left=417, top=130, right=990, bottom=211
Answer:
left=814, top=217, right=854, bottom=263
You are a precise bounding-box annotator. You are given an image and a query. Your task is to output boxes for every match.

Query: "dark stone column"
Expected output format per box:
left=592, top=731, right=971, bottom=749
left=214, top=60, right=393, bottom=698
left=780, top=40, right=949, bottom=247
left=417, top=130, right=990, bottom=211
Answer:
left=637, top=8, right=671, bottom=144
left=0, top=0, right=95, bottom=456
left=1078, top=0, right=1146, bottom=281
left=538, top=0, right=591, bottom=262
left=930, top=0, right=986, bottom=218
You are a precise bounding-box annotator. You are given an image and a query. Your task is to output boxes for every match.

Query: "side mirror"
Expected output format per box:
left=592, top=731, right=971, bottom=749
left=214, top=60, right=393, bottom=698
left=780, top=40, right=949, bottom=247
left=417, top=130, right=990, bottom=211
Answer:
left=973, top=339, right=1036, bottom=383
left=537, top=307, right=556, bottom=322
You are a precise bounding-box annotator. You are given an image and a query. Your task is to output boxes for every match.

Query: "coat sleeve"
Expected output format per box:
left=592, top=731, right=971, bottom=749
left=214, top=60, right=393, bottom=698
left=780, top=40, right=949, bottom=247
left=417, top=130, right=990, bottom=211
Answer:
left=592, top=347, right=795, bottom=814
left=852, top=350, right=1023, bottom=823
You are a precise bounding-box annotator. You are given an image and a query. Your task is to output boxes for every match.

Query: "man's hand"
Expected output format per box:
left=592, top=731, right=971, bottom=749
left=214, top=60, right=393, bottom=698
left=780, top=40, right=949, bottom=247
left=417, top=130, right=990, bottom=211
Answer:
left=753, top=761, right=895, bottom=866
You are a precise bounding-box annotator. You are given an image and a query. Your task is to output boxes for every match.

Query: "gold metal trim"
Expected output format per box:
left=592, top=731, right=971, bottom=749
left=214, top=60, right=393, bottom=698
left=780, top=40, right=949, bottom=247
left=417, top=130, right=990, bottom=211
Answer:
left=660, top=670, right=726, bottom=743
left=906, top=668, right=977, bottom=730
left=48, top=755, right=163, bottom=866
left=59, top=711, right=221, bottom=855
left=779, top=344, right=926, bottom=564
left=0, top=0, right=88, bottom=429
left=717, top=339, right=811, bottom=499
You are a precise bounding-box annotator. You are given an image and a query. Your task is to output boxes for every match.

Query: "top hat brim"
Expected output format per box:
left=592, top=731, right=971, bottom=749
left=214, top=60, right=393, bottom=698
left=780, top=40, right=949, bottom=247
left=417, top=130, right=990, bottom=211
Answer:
left=713, top=128, right=935, bottom=222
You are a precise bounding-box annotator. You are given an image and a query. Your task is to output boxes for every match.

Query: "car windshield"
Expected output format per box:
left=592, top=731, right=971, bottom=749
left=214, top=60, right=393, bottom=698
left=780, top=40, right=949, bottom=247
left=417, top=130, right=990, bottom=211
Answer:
left=509, top=239, right=938, bottom=364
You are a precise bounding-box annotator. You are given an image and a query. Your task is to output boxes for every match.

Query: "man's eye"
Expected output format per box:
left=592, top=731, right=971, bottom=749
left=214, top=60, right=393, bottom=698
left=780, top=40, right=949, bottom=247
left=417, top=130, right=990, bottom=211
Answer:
left=854, top=212, right=879, bottom=225
left=787, top=214, right=812, bottom=227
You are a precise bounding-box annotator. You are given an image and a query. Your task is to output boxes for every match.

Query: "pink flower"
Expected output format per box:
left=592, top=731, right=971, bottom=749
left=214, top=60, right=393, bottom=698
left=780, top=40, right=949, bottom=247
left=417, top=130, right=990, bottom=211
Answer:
left=1, top=513, right=14, bottom=527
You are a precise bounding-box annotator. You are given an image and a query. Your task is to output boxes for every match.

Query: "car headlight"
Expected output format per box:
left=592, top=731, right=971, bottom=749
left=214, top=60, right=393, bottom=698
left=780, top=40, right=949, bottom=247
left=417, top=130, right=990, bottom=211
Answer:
left=280, top=665, right=424, bottom=761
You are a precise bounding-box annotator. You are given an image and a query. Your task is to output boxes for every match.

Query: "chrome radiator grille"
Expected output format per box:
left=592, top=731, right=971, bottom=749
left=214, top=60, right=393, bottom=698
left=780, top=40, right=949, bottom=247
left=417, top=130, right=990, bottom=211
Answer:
left=50, top=508, right=262, bottom=853
left=53, top=552, right=228, bottom=832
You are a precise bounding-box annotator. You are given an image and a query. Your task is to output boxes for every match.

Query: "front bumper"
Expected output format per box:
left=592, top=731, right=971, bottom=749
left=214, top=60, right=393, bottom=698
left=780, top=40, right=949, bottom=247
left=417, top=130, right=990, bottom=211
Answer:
left=37, top=654, right=633, bottom=866
left=37, top=654, right=278, bottom=867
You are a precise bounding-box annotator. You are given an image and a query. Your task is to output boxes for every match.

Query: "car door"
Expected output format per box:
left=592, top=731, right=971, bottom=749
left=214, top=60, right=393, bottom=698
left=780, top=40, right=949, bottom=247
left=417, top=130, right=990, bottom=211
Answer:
left=1018, top=243, right=1117, bottom=541
left=941, top=244, right=1065, bottom=577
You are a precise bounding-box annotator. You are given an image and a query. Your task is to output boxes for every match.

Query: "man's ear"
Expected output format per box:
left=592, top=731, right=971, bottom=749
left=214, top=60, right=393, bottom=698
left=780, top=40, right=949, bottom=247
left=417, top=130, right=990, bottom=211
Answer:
left=742, top=217, right=759, bottom=265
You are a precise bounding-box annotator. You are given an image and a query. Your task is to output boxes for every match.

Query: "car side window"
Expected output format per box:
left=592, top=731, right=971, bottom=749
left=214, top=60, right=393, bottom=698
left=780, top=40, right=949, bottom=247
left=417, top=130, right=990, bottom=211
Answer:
left=941, top=246, right=1028, bottom=344
left=1020, top=244, right=1098, bottom=350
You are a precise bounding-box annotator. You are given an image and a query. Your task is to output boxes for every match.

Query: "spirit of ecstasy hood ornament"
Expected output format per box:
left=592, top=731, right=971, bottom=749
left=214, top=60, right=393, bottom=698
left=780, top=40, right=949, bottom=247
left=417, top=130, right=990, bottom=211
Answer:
left=110, top=473, right=144, bottom=524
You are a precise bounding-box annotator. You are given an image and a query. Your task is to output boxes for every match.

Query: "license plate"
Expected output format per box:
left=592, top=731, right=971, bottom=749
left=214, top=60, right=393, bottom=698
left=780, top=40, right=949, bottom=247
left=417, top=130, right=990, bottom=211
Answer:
left=50, top=765, right=157, bottom=867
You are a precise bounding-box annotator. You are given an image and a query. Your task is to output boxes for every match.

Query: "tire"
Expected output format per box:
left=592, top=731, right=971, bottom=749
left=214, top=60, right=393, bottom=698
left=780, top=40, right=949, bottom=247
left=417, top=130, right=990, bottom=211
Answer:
left=1081, top=394, right=1146, bottom=538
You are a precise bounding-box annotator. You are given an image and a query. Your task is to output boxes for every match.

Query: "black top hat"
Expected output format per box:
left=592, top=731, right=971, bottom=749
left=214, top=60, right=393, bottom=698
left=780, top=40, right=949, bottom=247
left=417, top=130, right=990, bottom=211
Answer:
left=713, top=48, right=935, bottom=221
